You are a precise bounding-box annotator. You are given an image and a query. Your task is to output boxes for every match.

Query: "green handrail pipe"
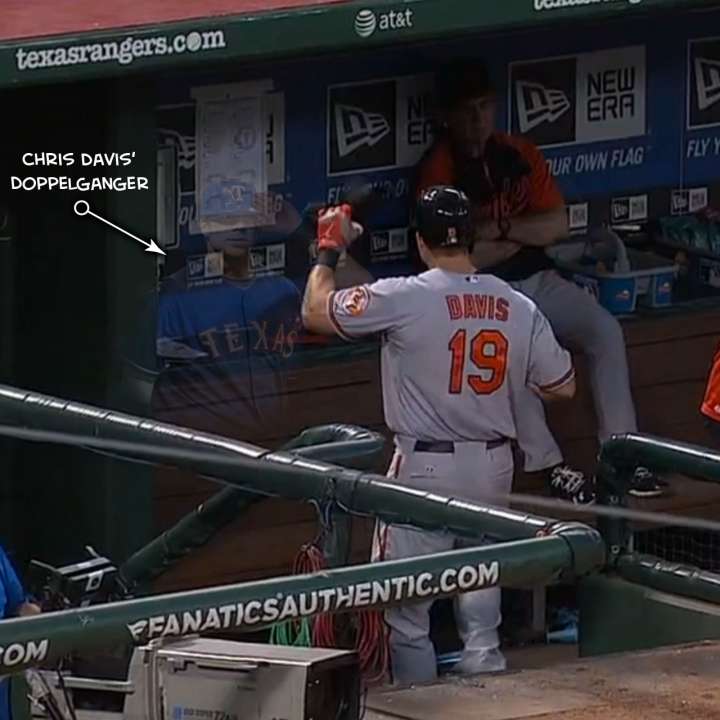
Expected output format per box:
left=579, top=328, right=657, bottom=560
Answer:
left=616, top=554, right=720, bottom=607
left=600, top=433, right=720, bottom=486
left=119, top=424, right=387, bottom=590
left=596, top=433, right=720, bottom=560
left=0, top=384, right=576, bottom=542
left=0, top=532, right=605, bottom=675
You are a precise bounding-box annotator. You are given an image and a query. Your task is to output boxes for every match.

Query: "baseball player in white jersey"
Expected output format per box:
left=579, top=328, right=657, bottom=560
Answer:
left=302, top=186, right=576, bottom=686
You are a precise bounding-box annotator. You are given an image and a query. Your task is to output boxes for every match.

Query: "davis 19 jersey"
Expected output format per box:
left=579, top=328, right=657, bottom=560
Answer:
left=329, top=268, right=573, bottom=442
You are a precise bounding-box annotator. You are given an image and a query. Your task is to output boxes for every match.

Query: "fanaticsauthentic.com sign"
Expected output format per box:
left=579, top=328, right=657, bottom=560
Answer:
left=0, top=552, right=505, bottom=676
left=0, top=0, right=709, bottom=88
left=127, top=562, right=500, bottom=641
left=0, top=531, right=598, bottom=676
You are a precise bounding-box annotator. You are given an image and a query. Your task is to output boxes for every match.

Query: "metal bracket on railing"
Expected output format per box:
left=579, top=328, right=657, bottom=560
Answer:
left=596, top=454, right=634, bottom=565
left=546, top=522, right=607, bottom=580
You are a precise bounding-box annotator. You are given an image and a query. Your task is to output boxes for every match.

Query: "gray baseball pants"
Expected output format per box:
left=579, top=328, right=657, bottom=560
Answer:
left=511, top=270, right=637, bottom=472
left=374, top=435, right=514, bottom=686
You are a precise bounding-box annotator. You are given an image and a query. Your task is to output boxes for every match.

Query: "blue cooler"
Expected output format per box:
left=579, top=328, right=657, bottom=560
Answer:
left=570, top=273, right=638, bottom=314
left=548, top=230, right=678, bottom=315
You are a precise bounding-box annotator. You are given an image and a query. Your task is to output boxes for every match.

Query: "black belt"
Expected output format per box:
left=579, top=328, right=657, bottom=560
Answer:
left=414, top=439, right=507, bottom=453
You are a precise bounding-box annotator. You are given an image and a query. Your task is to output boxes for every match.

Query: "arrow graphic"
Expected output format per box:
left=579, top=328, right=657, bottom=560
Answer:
left=73, top=200, right=166, bottom=256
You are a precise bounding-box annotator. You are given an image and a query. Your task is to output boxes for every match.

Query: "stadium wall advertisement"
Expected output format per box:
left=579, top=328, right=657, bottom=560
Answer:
left=155, top=10, right=720, bottom=270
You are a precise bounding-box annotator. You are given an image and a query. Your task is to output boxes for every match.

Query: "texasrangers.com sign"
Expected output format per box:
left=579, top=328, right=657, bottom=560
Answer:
left=326, top=74, right=435, bottom=176
left=688, top=37, right=720, bottom=130
left=509, top=45, right=646, bottom=148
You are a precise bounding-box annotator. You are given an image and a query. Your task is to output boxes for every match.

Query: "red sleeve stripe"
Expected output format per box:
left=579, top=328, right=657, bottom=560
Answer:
left=539, top=367, right=575, bottom=392
left=327, top=292, right=357, bottom=342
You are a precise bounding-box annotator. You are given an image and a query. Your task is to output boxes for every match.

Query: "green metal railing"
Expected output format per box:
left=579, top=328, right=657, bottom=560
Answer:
left=0, top=385, right=563, bottom=542
left=0, top=535, right=585, bottom=674
left=6, top=388, right=720, bottom=671
left=616, top=554, right=720, bottom=606
left=598, top=432, right=720, bottom=607
left=119, top=424, right=387, bottom=590
left=0, top=383, right=606, bottom=674
left=601, top=433, right=720, bottom=486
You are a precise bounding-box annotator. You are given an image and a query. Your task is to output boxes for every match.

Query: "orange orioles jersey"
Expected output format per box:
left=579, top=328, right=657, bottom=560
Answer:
left=701, top=344, right=720, bottom=423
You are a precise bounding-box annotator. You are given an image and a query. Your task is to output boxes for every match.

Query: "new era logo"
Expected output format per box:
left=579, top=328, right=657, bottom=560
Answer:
left=335, top=104, right=391, bottom=158
left=158, top=129, right=195, bottom=169
left=327, top=79, right=397, bottom=174
left=567, top=202, right=588, bottom=231
left=327, top=75, right=433, bottom=175
left=370, top=228, right=409, bottom=259
left=695, top=56, right=720, bottom=111
left=515, top=80, right=571, bottom=133
left=688, top=39, right=720, bottom=129
left=612, top=198, right=630, bottom=222
left=611, top=194, right=648, bottom=223
left=509, top=56, right=577, bottom=146
left=671, top=190, right=689, bottom=215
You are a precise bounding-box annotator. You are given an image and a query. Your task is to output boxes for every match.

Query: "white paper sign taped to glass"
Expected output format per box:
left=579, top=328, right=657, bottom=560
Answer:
left=196, top=95, right=267, bottom=219
left=161, top=90, right=285, bottom=194
left=509, top=45, right=646, bottom=148
left=327, top=73, right=435, bottom=176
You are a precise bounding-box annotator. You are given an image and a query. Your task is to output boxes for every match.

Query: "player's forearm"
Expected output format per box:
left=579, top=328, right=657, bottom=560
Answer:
left=505, top=208, right=568, bottom=248
left=301, top=265, right=337, bottom=335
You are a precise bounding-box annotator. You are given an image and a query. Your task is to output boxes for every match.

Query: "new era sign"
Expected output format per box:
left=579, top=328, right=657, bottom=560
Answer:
left=510, top=45, right=646, bottom=148
left=516, top=81, right=571, bottom=134
left=688, top=38, right=720, bottom=129
left=511, top=57, right=576, bottom=146
left=334, top=103, right=391, bottom=158
left=327, top=74, right=435, bottom=175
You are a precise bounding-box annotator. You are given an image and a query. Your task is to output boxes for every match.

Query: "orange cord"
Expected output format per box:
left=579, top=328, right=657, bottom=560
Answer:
left=291, top=526, right=390, bottom=686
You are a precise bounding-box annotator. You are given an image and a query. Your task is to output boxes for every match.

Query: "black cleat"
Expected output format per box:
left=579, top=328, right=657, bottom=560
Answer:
left=549, top=465, right=596, bottom=505
left=627, top=466, right=665, bottom=498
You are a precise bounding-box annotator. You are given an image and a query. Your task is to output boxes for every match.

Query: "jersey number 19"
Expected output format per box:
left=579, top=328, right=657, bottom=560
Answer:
left=448, top=329, right=509, bottom=395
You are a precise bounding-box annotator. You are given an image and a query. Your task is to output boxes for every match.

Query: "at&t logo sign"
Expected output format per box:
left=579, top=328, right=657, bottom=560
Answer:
left=354, top=8, right=414, bottom=38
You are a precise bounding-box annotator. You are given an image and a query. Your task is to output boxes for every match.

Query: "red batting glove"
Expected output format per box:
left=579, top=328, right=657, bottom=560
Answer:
left=317, top=204, right=353, bottom=251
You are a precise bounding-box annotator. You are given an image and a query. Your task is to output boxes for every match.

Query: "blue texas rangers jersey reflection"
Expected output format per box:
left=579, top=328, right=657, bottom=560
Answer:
left=153, top=270, right=301, bottom=437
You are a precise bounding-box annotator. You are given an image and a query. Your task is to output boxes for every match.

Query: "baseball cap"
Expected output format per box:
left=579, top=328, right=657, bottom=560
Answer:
left=435, top=60, right=495, bottom=111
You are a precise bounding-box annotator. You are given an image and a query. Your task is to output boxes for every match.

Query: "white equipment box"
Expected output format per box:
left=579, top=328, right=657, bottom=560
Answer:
left=31, top=639, right=360, bottom=720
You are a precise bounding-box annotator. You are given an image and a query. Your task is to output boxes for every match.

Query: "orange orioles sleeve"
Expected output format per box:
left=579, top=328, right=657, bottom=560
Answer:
left=701, top=345, right=720, bottom=422
left=417, top=135, right=564, bottom=214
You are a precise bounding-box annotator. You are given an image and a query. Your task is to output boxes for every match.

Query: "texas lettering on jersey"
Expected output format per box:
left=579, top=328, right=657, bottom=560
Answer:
left=153, top=273, right=302, bottom=436
left=197, top=320, right=297, bottom=360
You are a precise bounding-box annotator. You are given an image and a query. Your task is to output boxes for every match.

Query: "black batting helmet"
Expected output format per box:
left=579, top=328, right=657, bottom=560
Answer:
left=415, top=185, right=472, bottom=248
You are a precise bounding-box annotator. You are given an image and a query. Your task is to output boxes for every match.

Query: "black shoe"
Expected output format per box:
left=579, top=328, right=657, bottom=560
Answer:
left=549, top=465, right=596, bottom=505
left=627, top=466, right=665, bottom=498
